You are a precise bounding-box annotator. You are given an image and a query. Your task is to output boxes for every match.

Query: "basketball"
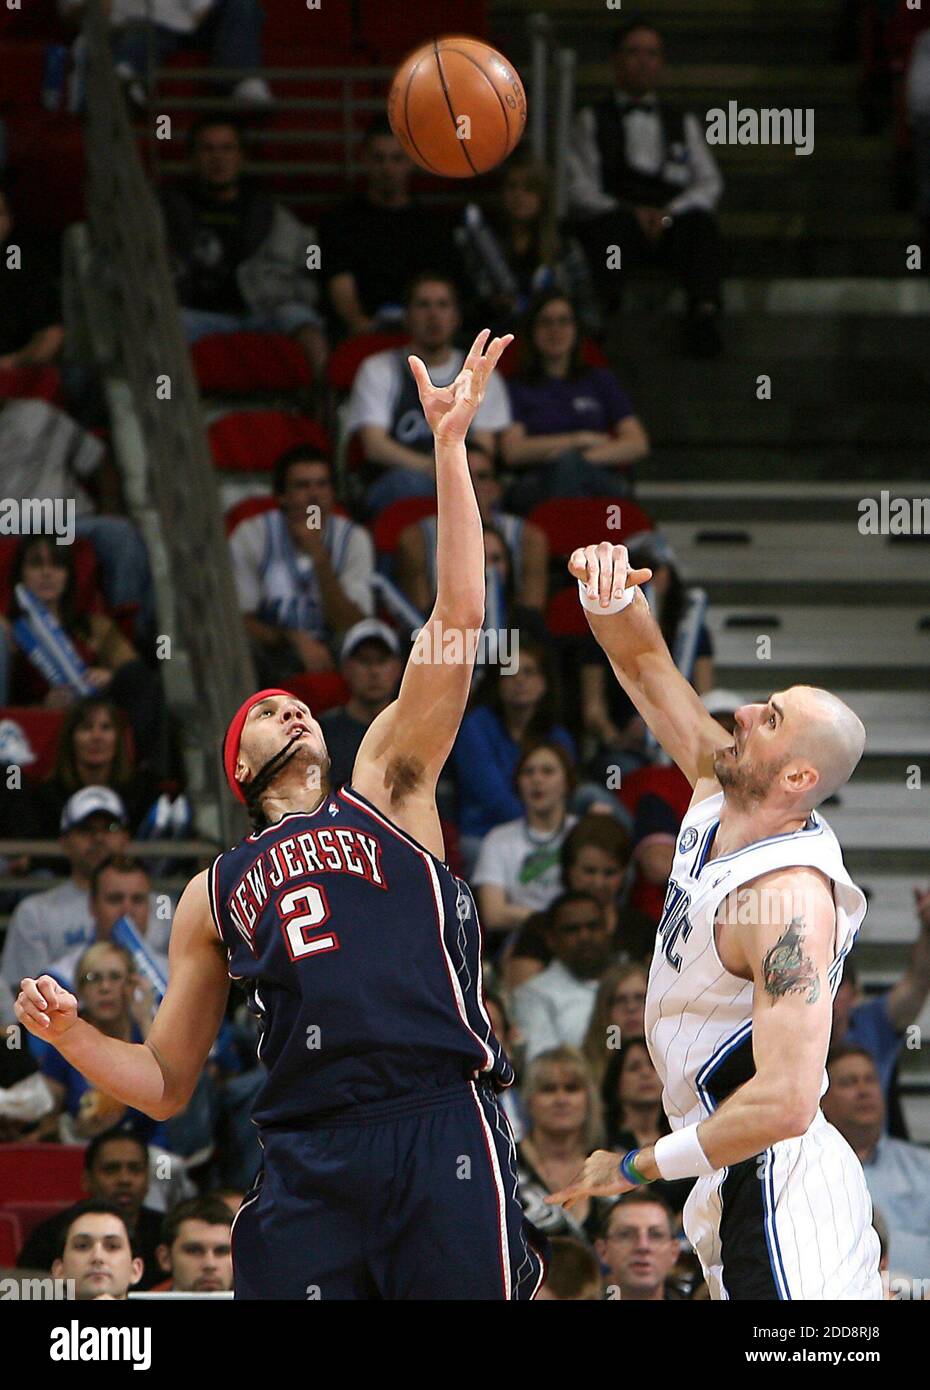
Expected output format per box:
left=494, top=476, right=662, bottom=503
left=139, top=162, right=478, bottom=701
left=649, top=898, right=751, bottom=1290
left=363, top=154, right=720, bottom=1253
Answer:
left=388, top=35, right=527, bottom=179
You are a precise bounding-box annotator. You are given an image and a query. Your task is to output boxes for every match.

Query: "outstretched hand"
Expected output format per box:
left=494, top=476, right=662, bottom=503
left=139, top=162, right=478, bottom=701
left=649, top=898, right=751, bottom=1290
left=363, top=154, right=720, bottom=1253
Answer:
left=568, top=541, right=653, bottom=610
left=408, top=329, right=513, bottom=445
left=545, top=1149, right=637, bottom=1209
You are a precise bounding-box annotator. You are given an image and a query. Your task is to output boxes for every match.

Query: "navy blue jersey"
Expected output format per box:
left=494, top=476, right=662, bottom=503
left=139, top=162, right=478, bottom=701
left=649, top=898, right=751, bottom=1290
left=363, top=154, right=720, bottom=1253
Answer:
left=208, top=785, right=512, bottom=1129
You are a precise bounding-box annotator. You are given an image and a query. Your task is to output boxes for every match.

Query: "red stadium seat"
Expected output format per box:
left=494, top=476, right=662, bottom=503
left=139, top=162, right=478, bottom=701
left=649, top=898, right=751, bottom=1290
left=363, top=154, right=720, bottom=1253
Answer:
left=0, top=1200, right=74, bottom=1247
left=545, top=585, right=590, bottom=638
left=0, top=1210, right=23, bottom=1267
left=327, top=332, right=408, bottom=392
left=358, top=0, right=487, bottom=62
left=372, top=497, right=438, bottom=557
left=0, top=1144, right=86, bottom=1201
left=280, top=671, right=351, bottom=715
left=496, top=336, right=609, bottom=380
left=0, top=365, right=64, bottom=405
left=262, top=0, right=354, bottom=52
left=224, top=495, right=279, bottom=537
left=191, top=333, right=313, bottom=394
left=208, top=410, right=331, bottom=472
left=0, top=708, right=66, bottom=781
left=0, top=535, right=102, bottom=614
left=526, top=498, right=654, bottom=560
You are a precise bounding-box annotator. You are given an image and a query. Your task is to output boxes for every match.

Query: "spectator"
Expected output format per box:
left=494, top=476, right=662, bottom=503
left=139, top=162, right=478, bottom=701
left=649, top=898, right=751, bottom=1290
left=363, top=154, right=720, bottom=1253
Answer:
left=319, top=620, right=402, bottom=790
left=59, top=0, right=273, bottom=109
left=511, top=891, right=613, bottom=1061
left=601, top=1040, right=693, bottom=1216
left=832, top=892, right=930, bottom=1132
left=0, top=976, right=56, bottom=1141
left=582, top=532, right=715, bottom=784
left=159, top=115, right=326, bottom=372
left=566, top=19, right=725, bottom=355
left=454, top=153, right=600, bottom=338
left=153, top=1196, right=233, bottom=1292
left=229, top=449, right=374, bottom=682
left=516, top=1044, right=608, bottom=1243
left=49, top=1199, right=143, bottom=1300
left=595, top=1189, right=682, bottom=1300
left=581, top=961, right=648, bottom=1067
left=0, top=786, right=169, bottom=990
left=452, top=634, right=575, bottom=865
left=17, top=1131, right=165, bottom=1288
left=32, top=939, right=165, bottom=1145
left=47, top=853, right=166, bottom=990
left=394, top=444, right=548, bottom=615
left=22, top=696, right=164, bottom=849
left=0, top=415, right=154, bottom=636
left=823, top=1045, right=930, bottom=1281
left=535, top=1236, right=604, bottom=1300
left=500, top=291, right=649, bottom=512
left=0, top=174, right=64, bottom=371
left=319, top=116, right=462, bottom=338
left=503, top=818, right=652, bottom=986
left=1, top=535, right=166, bottom=769
left=473, top=741, right=578, bottom=938
left=345, top=272, right=512, bottom=515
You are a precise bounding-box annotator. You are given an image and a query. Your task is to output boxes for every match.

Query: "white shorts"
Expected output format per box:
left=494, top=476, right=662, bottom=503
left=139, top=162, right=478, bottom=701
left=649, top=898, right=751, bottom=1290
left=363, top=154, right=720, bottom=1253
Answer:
left=683, top=1110, right=883, bottom=1300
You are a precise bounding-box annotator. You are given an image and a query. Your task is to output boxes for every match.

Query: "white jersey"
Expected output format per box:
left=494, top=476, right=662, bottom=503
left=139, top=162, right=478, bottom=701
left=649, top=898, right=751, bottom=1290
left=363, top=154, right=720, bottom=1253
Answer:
left=645, top=789, right=882, bottom=1300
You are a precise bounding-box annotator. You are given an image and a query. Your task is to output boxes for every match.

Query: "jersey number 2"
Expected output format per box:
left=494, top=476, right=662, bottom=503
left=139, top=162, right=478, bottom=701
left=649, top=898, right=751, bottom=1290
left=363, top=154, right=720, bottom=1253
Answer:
left=278, top=883, right=339, bottom=961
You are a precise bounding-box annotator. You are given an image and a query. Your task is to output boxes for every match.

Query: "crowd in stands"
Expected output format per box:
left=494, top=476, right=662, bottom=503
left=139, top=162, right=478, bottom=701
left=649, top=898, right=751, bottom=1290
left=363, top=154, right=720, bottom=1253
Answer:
left=1, top=9, right=928, bottom=1302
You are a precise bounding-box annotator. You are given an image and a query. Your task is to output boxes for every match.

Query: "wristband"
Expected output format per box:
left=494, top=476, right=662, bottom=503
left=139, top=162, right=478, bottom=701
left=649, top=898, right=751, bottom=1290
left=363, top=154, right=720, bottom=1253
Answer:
left=577, top=578, right=637, bottom=616
left=619, top=1149, right=652, bottom=1186
left=653, top=1124, right=715, bottom=1180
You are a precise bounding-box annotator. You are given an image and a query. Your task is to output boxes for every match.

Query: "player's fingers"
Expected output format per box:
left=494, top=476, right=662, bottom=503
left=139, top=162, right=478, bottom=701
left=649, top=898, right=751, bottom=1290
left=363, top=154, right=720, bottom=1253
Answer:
left=609, top=543, right=629, bottom=601
left=462, top=328, right=491, bottom=373
left=583, top=544, right=600, bottom=599
left=14, top=993, right=50, bottom=1030
left=628, top=566, right=653, bottom=588
left=407, top=355, right=432, bottom=397
left=597, top=540, right=614, bottom=606
left=568, top=547, right=588, bottom=582
left=483, top=333, right=514, bottom=374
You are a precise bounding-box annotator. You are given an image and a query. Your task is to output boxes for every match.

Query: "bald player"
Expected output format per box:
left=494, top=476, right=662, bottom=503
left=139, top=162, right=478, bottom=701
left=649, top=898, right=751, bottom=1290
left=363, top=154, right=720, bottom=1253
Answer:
left=547, top=540, right=882, bottom=1300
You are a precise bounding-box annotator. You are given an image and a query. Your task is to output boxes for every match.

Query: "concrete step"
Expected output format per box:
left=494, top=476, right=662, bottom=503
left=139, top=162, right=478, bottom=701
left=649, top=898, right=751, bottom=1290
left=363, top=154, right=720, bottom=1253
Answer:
left=638, top=480, right=930, bottom=516
left=705, top=602, right=930, bottom=672
left=856, top=872, right=929, bottom=943
left=640, top=393, right=930, bottom=447
left=822, top=781, right=930, bottom=853
left=622, top=356, right=929, bottom=409
left=637, top=450, right=929, bottom=485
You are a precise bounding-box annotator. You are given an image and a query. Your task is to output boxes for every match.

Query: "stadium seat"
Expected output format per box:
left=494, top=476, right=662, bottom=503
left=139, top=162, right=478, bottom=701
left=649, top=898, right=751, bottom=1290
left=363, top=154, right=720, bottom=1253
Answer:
left=358, top=0, right=487, bottom=62
left=526, top=498, right=654, bottom=560
left=0, top=708, right=67, bottom=781
left=326, top=332, right=408, bottom=393
left=191, top=333, right=313, bottom=394
left=0, top=1210, right=22, bottom=1267
left=0, top=365, right=63, bottom=405
left=0, top=535, right=101, bottom=613
left=544, top=586, right=590, bottom=638
left=208, top=410, right=331, bottom=472
left=372, top=497, right=438, bottom=558
left=280, top=671, right=351, bottom=715
left=496, top=337, right=609, bottom=380
left=0, top=1200, right=73, bottom=1247
left=0, top=1144, right=86, bottom=1201
left=224, top=495, right=279, bottom=537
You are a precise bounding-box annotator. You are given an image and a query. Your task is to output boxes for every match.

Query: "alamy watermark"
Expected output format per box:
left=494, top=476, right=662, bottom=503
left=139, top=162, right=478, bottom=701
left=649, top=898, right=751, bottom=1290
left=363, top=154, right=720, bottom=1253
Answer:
left=705, top=102, right=814, bottom=157
left=858, top=491, right=930, bottom=535
left=0, top=498, right=76, bottom=545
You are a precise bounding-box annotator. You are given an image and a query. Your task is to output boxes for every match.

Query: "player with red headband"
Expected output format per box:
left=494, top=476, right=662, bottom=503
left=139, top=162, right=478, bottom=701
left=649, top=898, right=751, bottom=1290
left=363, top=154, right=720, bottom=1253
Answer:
left=15, top=330, right=549, bottom=1301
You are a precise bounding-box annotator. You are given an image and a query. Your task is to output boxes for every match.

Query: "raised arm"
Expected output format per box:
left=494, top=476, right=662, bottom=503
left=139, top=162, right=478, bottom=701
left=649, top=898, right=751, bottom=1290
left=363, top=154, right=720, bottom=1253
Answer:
left=14, top=870, right=229, bottom=1122
left=352, top=331, right=512, bottom=850
left=547, top=868, right=837, bottom=1206
left=569, top=540, right=728, bottom=788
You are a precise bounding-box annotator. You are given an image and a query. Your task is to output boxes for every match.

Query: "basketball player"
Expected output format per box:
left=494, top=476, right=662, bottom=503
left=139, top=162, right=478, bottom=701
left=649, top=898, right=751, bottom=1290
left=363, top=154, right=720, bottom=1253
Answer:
left=546, top=540, right=882, bottom=1300
left=14, top=329, right=547, bottom=1301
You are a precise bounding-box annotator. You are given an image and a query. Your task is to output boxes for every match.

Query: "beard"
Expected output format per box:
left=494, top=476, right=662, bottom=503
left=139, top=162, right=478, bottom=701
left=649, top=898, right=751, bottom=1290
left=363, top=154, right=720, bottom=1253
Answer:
left=715, top=748, right=787, bottom=807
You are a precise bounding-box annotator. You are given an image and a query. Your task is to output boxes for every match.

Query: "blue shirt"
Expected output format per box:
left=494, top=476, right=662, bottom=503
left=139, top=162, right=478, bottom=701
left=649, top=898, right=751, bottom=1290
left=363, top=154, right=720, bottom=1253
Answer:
left=29, top=1023, right=167, bottom=1147
left=863, top=1135, right=930, bottom=1280
left=452, top=705, right=576, bottom=839
left=507, top=367, right=633, bottom=437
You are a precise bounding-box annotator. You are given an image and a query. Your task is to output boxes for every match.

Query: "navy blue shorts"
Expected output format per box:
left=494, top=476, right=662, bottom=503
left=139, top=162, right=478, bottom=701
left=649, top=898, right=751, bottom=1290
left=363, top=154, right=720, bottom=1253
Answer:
left=231, top=1081, right=548, bottom=1300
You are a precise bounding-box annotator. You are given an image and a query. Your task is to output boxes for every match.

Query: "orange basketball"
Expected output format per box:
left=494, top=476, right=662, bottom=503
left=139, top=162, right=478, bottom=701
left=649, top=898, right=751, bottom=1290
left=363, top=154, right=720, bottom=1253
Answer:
left=388, top=35, right=527, bottom=179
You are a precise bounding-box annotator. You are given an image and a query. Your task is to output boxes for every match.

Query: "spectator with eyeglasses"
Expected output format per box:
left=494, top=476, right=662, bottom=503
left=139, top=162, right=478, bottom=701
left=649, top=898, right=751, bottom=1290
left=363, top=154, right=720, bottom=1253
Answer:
left=594, top=1189, right=684, bottom=1301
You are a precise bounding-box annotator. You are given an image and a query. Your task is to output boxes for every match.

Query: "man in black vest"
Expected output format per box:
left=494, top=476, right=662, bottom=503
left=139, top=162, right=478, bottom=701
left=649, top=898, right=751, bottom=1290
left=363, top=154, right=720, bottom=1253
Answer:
left=567, top=21, right=724, bottom=356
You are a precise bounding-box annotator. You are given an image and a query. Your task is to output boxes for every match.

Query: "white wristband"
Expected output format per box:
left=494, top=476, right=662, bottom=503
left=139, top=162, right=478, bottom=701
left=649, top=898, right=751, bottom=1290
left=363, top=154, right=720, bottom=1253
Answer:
left=653, top=1124, right=715, bottom=1180
left=577, top=578, right=637, bottom=616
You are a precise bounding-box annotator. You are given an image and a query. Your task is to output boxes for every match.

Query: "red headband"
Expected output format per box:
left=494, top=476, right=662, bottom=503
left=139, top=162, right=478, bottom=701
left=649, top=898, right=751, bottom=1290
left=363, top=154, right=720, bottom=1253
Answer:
left=223, top=689, right=295, bottom=803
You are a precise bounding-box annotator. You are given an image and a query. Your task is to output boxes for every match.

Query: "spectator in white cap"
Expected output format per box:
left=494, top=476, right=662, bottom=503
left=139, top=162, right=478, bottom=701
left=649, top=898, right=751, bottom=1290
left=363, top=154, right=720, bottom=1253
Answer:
left=47, top=852, right=166, bottom=993
left=0, top=787, right=169, bottom=989
left=319, top=621, right=403, bottom=790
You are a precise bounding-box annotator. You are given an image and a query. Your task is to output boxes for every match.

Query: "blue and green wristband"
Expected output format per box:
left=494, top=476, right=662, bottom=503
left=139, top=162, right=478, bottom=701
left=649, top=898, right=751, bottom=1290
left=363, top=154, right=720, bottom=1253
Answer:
left=619, top=1149, right=652, bottom=1186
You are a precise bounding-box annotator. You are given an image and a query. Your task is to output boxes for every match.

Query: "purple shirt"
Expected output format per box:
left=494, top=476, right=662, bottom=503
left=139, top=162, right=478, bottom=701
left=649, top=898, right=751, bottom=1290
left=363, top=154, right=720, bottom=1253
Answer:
left=507, top=367, right=634, bottom=436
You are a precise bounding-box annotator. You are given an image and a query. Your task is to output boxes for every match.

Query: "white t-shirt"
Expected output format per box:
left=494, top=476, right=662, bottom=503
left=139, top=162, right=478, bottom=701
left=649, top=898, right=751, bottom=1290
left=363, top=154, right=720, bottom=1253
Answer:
left=472, top=814, right=577, bottom=915
left=0, top=400, right=103, bottom=516
left=345, top=346, right=512, bottom=439
left=228, top=508, right=374, bottom=636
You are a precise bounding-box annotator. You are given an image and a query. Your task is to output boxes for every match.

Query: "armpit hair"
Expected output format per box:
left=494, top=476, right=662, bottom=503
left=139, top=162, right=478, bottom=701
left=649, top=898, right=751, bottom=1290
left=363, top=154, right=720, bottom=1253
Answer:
left=384, top=753, right=425, bottom=806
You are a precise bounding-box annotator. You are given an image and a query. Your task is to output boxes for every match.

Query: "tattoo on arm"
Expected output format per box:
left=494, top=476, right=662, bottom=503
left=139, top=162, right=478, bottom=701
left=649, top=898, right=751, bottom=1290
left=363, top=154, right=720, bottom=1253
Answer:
left=761, top=919, right=821, bottom=1004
